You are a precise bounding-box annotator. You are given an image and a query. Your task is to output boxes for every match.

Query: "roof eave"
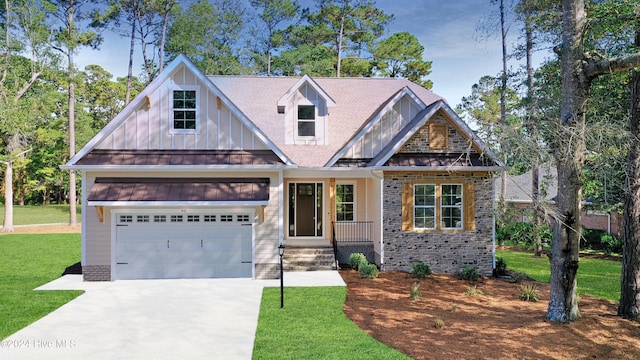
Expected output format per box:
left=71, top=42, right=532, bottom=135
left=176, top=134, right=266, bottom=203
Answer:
left=60, top=164, right=293, bottom=171
left=87, top=201, right=268, bottom=207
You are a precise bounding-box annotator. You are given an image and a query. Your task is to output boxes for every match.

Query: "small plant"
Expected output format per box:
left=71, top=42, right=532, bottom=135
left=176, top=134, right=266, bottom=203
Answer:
left=412, top=262, right=432, bottom=278
left=434, top=318, right=445, bottom=329
left=459, top=266, right=480, bottom=282
left=349, top=253, right=368, bottom=270
left=519, top=283, right=540, bottom=302
left=450, top=304, right=458, bottom=312
left=410, top=282, right=421, bottom=300
left=494, top=257, right=507, bottom=277
left=511, top=271, right=527, bottom=283
left=358, top=262, right=379, bottom=279
left=465, top=285, right=484, bottom=297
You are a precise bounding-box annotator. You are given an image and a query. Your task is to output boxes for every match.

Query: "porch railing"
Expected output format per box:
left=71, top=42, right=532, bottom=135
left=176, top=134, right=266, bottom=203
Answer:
left=332, top=221, right=374, bottom=269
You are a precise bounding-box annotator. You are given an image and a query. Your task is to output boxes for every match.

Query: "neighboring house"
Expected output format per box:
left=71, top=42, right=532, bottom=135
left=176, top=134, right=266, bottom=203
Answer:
left=62, top=55, right=502, bottom=281
left=496, top=165, right=621, bottom=237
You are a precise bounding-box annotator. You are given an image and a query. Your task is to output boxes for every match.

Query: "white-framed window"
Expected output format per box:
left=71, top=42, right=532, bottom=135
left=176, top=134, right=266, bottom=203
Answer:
left=440, top=184, right=463, bottom=229
left=336, top=183, right=355, bottom=222
left=204, top=215, right=216, bottom=222
left=171, top=215, right=183, bottom=222
left=119, top=215, right=133, bottom=223
left=413, top=183, right=463, bottom=230
left=187, top=215, right=200, bottom=222
left=154, top=215, right=167, bottom=223
left=171, top=86, right=199, bottom=133
left=137, top=215, right=150, bottom=223
left=414, top=184, right=436, bottom=229
left=296, top=104, right=316, bottom=137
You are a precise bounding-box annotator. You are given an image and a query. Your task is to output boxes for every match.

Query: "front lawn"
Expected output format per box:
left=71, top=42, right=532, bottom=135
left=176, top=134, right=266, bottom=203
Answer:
left=0, top=204, right=81, bottom=225
left=0, top=233, right=83, bottom=339
left=497, top=249, right=621, bottom=301
left=253, top=286, right=409, bottom=359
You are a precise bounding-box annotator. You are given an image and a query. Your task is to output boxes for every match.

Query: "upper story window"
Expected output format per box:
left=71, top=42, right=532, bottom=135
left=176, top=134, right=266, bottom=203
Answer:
left=297, top=105, right=315, bottom=137
left=171, top=88, right=198, bottom=132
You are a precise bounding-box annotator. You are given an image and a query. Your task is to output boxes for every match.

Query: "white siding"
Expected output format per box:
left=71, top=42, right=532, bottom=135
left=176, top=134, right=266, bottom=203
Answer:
left=344, top=95, right=422, bottom=159
left=96, top=64, right=270, bottom=152
left=83, top=170, right=282, bottom=274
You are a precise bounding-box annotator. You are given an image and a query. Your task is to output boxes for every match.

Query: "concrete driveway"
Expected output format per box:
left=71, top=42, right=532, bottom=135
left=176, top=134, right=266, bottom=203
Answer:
left=0, top=272, right=345, bottom=360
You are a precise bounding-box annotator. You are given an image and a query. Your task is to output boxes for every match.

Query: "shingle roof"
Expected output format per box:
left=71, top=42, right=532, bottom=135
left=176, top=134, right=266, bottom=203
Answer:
left=209, top=76, right=443, bottom=167
left=88, top=177, right=270, bottom=203
left=76, top=149, right=284, bottom=166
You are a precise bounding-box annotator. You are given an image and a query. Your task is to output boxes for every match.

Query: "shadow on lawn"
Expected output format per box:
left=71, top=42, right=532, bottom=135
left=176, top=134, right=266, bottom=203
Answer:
left=62, top=262, right=82, bottom=276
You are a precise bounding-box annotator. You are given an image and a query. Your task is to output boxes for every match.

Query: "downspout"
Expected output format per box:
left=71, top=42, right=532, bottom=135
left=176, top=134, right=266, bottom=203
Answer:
left=370, top=170, right=384, bottom=270
left=492, top=173, right=497, bottom=272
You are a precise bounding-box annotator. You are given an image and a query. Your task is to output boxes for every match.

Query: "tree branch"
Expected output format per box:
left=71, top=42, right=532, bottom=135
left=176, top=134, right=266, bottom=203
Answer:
left=584, top=51, right=640, bottom=78
left=13, top=71, right=41, bottom=104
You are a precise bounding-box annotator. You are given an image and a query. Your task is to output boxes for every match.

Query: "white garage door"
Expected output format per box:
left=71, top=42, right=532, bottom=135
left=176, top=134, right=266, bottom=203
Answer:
left=115, top=211, right=253, bottom=279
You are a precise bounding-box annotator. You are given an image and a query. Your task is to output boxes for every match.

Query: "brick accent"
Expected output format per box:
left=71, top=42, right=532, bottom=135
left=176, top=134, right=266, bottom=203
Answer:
left=400, top=112, right=475, bottom=153
left=255, top=263, right=280, bottom=279
left=383, top=172, right=494, bottom=276
left=83, top=265, right=111, bottom=281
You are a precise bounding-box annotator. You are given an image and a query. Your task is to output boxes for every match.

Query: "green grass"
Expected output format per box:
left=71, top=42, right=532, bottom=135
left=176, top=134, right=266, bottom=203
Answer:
left=253, top=287, right=409, bottom=359
left=0, top=233, right=83, bottom=339
left=0, top=204, right=81, bottom=225
left=497, top=249, right=621, bottom=302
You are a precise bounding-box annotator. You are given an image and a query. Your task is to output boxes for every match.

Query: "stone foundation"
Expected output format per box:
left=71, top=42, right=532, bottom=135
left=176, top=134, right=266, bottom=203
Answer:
left=83, top=265, right=111, bottom=281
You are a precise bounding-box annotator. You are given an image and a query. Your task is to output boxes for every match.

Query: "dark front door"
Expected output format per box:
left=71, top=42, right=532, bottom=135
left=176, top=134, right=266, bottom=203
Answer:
left=289, top=183, right=323, bottom=237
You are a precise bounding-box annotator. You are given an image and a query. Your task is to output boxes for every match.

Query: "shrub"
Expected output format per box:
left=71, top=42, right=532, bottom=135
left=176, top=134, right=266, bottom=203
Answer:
left=494, top=257, right=507, bottom=277
left=518, top=284, right=540, bottom=302
left=358, top=262, right=379, bottom=279
left=412, top=262, right=432, bottom=278
left=601, top=234, right=623, bottom=255
left=349, top=253, right=368, bottom=270
left=410, top=282, right=421, bottom=300
left=459, top=266, right=479, bottom=282
left=434, top=318, right=445, bottom=329
left=497, top=221, right=552, bottom=249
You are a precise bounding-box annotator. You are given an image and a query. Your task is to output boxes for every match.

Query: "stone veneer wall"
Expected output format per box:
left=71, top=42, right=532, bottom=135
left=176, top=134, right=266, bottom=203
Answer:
left=83, top=265, right=111, bottom=281
left=400, top=112, right=475, bottom=153
left=383, top=172, right=494, bottom=275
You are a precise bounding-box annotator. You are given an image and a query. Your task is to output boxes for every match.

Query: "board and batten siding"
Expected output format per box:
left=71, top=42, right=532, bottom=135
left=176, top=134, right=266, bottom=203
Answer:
left=96, top=64, right=269, bottom=151
left=83, top=170, right=282, bottom=280
left=343, top=95, right=421, bottom=159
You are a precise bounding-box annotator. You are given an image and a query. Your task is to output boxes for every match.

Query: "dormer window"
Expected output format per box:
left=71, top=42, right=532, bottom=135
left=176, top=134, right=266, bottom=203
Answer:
left=171, top=86, right=199, bottom=133
left=297, top=105, right=316, bottom=137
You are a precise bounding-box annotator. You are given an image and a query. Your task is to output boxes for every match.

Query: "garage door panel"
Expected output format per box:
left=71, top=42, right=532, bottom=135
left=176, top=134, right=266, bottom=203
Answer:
left=115, top=212, right=253, bottom=280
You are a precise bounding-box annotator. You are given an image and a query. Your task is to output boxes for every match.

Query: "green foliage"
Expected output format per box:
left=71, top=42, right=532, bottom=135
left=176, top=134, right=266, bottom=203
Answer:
left=496, top=221, right=552, bottom=249
left=497, top=249, right=621, bottom=301
left=358, top=262, right=379, bottom=279
left=495, top=257, right=508, bottom=277
left=581, top=229, right=622, bottom=254
left=0, top=234, right=83, bottom=339
left=410, top=282, right=420, bottom=301
left=254, top=287, right=409, bottom=359
left=433, top=318, right=445, bottom=329
left=412, top=262, right=432, bottom=278
left=518, top=284, right=540, bottom=302
left=372, top=32, right=433, bottom=88
left=459, top=266, right=480, bottom=282
left=348, top=252, right=368, bottom=270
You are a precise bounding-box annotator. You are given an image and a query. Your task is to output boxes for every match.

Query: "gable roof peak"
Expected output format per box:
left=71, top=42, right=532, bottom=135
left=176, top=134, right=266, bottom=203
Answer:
left=277, top=74, right=336, bottom=107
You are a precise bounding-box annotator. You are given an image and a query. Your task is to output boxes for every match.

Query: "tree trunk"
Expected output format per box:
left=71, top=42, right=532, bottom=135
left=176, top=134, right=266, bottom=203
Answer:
left=618, top=69, right=640, bottom=320
left=158, top=0, right=172, bottom=74
left=67, top=16, right=77, bottom=227
left=499, top=0, right=508, bottom=203
left=125, top=12, right=136, bottom=105
left=547, top=0, right=588, bottom=323
left=2, top=160, right=14, bottom=232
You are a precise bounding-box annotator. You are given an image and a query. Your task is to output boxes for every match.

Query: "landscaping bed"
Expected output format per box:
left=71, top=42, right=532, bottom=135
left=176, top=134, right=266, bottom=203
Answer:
left=341, top=269, right=640, bottom=359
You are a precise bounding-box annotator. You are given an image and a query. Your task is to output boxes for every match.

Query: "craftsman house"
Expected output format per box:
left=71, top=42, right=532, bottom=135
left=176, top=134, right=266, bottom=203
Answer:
left=63, top=55, right=502, bottom=281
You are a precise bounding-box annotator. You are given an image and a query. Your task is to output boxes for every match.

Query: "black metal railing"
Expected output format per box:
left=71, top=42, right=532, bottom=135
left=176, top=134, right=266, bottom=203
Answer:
left=332, top=221, right=374, bottom=243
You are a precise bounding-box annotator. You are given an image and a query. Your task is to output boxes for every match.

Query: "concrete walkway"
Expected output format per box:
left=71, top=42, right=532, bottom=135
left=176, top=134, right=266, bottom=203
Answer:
left=0, top=272, right=345, bottom=360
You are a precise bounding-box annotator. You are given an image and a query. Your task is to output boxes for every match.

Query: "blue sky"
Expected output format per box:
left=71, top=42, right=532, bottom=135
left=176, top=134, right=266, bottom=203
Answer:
left=76, top=0, right=540, bottom=107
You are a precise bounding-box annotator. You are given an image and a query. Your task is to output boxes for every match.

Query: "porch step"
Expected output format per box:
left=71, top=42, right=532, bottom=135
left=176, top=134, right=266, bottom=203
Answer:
left=283, top=245, right=337, bottom=271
